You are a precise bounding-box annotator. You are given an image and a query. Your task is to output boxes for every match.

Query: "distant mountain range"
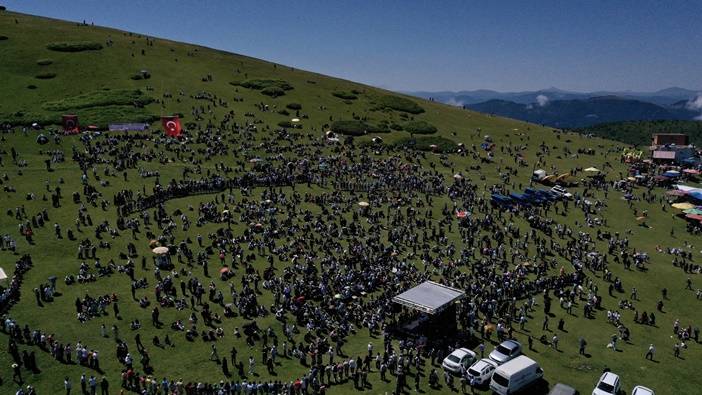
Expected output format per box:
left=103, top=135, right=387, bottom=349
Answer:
left=406, top=87, right=702, bottom=128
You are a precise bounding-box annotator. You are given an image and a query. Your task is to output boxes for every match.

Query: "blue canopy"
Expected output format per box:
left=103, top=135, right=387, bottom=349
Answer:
left=688, top=191, right=702, bottom=201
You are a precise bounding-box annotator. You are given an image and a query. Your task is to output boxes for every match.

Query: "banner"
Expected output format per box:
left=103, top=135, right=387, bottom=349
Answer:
left=161, top=115, right=182, bottom=137
left=62, top=114, right=79, bottom=134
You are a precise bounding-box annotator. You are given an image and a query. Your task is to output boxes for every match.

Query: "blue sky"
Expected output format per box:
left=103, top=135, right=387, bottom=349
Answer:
left=6, top=0, right=701, bottom=92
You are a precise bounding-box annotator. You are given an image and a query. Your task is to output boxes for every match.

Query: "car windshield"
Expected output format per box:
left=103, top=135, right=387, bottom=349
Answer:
left=597, top=382, right=615, bottom=393
left=496, top=345, right=511, bottom=354
left=447, top=355, right=461, bottom=363
left=468, top=368, right=480, bottom=376
left=492, top=373, right=509, bottom=387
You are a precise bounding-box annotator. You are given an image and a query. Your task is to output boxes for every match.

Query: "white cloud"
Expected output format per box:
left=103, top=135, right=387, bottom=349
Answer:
left=446, top=97, right=465, bottom=107
left=686, top=95, right=702, bottom=111
left=536, top=94, right=549, bottom=107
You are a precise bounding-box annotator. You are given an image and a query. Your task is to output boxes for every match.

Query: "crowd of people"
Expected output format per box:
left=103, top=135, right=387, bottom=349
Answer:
left=1, top=85, right=701, bottom=395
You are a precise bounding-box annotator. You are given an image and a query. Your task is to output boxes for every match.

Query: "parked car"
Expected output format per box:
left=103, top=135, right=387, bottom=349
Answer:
left=631, top=386, right=654, bottom=395
left=489, top=355, right=543, bottom=395
left=593, top=372, right=621, bottom=395
left=442, top=348, right=477, bottom=374
left=466, top=358, right=498, bottom=385
left=489, top=340, right=522, bottom=365
left=551, top=185, right=573, bottom=199
left=550, top=383, right=579, bottom=395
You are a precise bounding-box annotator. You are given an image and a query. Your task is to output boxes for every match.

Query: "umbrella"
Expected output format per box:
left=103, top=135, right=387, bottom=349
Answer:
left=683, top=208, right=702, bottom=215
left=358, top=201, right=370, bottom=207
left=291, top=118, right=300, bottom=123
left=666, top=190, right=687, bottom=197
left=584, top=167, right=600, bottom=173
left=456, top=211, right=468, bottom=219
left=249, top=158, right=262, bottom=163
left=152, top=246, right=169, bottom=255
left=36, top=134, right=48, bottom=145
left=672, top=202, right=695, bottom=210
left=686, top=214, right=702, bottom=221
left=149, top=240, right=159, bottom=248
left=219, top=267, right=230, bottom=274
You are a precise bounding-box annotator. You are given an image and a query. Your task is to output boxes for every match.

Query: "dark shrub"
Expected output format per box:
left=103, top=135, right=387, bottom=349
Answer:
left=332, top=91, right=357, bottom=100
left=376, top=95, right=424, bottom=114
left=35, top=72, right=56, bottom=80
left=42, top=89, right=152, bottom=111
left=233, top=78, right=293, bottom=91
left=403, top=120, right=437, bottom=134
left=47, top=41, right=103, bottom=52
left=331, top=120, right=390, bottom=136
left=393, top=136, right=457, bottom=152
left=261, top=86, right=285, bottom=97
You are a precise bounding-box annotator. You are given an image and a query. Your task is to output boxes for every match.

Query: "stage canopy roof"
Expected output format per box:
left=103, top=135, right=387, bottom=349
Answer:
left=393, top=281, right=465, bottom=315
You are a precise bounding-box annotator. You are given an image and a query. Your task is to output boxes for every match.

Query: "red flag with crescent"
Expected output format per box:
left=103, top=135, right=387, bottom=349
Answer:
left=161, top=115, right=182, bottom=137
left=62, top=114, right=79, bottom=134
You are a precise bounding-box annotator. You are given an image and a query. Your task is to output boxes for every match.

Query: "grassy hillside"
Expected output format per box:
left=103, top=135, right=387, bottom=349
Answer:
left=572, top=120, right=702, bottom=146
left=1, top=9, right=701, bottom=395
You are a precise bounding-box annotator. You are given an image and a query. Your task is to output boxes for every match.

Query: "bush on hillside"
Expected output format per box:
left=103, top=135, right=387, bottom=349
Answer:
left=331, top=120, right=390, bottom=136
left=332, top=91, right=357, bottom=100
left=286, top=103, right=302, bottom=110
left=42, top=89, right=153, bottom=111
left=261, top=86, right=285, bottom=98
left=376, top=95, right=424, bottom=114
left=393, top=136, right=457, bottom=153
left=46, top=41, right=103, bottom=52
left=35, top=72, right=56, bottom=80
left=36, top=59, right=53, bottom=66
left=232, top=78, right=293, bottom=91
left=403, top=120, right=437, bottom=134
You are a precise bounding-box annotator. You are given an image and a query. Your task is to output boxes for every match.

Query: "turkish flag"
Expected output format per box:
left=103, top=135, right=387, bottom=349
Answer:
left=62, top=114, right=79, bottom=134
left=161, top=115, right=182, bottom=137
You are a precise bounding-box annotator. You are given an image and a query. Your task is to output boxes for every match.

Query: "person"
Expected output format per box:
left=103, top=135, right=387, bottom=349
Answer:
left=88, top=375, right=97, bottom=395
left=552, top=334, right=559, bottom=350
left=645, top=344, right=655, bottom=360
left=64, top=377, right=71, bottom=395
left=100, top=376, right=109, bottom=395
left=12, top=363, right=22, bottom=384
left=210, top=344, right=219, bottom=362
left=579, top=337, right=587, bottom=355
left=528, top=335, right=533, bottom=351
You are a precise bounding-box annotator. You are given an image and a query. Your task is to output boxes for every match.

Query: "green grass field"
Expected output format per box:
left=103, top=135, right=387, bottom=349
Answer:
left=1, top=9, right=701, bottom=395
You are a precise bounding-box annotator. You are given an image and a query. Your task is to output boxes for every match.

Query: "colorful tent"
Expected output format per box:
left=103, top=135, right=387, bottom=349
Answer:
left=672, top=202, right=695, bottom=210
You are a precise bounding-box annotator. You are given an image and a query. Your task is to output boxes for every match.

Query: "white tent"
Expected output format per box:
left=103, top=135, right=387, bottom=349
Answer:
left=0, top=267, right=7, bottom=281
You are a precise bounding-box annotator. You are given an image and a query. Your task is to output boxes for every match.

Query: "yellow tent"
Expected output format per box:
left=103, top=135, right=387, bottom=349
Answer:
left=672, top=202, right=695, bottom=210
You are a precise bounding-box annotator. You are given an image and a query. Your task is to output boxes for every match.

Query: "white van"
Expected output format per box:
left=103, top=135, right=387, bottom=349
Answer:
left=489, top=355, right=543, bottom=395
